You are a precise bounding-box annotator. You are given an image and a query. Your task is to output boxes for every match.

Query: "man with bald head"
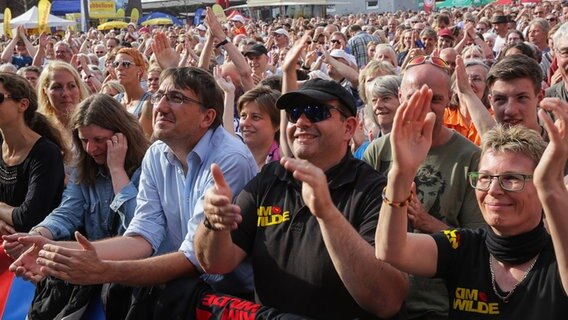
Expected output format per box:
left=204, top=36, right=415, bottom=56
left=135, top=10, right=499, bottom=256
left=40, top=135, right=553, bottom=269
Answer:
left=364, top=56, right=484, bottom=320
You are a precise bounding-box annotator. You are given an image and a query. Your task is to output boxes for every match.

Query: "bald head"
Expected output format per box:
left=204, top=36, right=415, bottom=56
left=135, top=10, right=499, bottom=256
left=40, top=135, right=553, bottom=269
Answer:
left=401, top=64, right=451, bottom=131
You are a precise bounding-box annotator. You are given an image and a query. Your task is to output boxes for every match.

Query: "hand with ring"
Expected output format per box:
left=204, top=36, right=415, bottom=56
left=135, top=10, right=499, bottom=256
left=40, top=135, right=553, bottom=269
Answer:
left=106, top=133, right=128, bottom=173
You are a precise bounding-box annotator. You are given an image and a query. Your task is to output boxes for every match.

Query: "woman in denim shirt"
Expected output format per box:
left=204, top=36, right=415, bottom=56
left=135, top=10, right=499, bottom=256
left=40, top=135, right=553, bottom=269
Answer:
left=5, top=93, right=149, bottom=253
left=4, top=93, right=150, bottom=319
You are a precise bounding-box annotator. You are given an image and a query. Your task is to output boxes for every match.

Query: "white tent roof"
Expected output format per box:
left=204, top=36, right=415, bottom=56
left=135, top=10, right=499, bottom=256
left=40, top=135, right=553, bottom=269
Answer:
left=10, top=6, right=75, bottom=28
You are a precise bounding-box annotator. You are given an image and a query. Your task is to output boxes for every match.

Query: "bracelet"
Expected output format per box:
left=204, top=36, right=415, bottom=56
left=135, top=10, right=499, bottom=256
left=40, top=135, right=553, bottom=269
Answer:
left=203, top=217, right=222, bottom=231
left=382, top=187, right=413, bottom=208
left=215, top=38, right=229, bottom=48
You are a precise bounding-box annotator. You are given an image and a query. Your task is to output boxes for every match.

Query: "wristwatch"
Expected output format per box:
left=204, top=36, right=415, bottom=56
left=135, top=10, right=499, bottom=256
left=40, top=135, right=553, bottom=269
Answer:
left=215, top=37, right=230, bottom=48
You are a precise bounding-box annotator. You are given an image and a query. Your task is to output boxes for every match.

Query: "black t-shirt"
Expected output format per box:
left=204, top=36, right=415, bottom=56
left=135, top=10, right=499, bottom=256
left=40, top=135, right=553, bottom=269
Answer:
left=0, top=137, right=64, bottom=231
left=232, top=155, right=388, bottom=320
left=433, top=228, right=568, bottom=319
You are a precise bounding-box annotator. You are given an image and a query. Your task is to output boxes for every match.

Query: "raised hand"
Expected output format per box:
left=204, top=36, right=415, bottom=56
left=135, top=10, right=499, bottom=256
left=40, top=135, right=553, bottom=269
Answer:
left=202, top=164, right=242, bottom=231
left=151, top=31, right=180, bottom=69
left=455, top=55, right=473, bottom=95
left=280, top=157, right=334, bottom=220
left=106, top=133, right=128, bottom=173
left=390, top=84, right=436, bottom=176
left=282, top=34, right=310, bottom=72
left=535, top=98, right=568, bottom=186
left=214, top=65, right=235, bottom=94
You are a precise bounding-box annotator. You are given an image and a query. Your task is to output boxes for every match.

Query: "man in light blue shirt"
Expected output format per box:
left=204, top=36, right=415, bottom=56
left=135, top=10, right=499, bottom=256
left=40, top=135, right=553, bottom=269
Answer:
left=12, top=67, right=257, bottom=295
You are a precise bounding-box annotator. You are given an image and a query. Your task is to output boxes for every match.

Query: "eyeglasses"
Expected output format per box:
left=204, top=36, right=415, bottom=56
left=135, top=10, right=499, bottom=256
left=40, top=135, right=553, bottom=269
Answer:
left=467, top=75, right=485, bottom=83
left=112, top=60, right=135, bottom=69
left=546, top=17, right=557, bottom=22
left=556, top=48, right=568, bottom=58
left=151, top=91, right=202, bottom=107
left=0, top=93, right=18, bottom=104
left=468, top=172, right=533, bottom=192
left=406, top=55, right=449, bottom=73
left=287, top=104, right=349, bottom=123
left=96, top=51, right=105, bottom=54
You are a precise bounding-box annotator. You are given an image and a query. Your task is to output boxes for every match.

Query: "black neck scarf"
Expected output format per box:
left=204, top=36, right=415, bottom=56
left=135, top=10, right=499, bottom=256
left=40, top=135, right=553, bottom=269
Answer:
left=485, top=220, right=551, bottom=264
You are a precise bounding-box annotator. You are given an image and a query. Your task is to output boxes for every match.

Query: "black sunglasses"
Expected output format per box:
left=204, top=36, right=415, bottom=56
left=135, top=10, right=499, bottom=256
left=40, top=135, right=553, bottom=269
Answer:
left=112, top=60, right=135, bottom=69
left=287, top=104, right=348, bottom=123
left=0, top=93, right=18, bottom=104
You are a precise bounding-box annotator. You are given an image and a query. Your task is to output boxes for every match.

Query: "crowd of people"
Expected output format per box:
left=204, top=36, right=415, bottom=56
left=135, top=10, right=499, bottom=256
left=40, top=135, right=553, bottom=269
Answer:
left=1, top=0, right=568, bottom=319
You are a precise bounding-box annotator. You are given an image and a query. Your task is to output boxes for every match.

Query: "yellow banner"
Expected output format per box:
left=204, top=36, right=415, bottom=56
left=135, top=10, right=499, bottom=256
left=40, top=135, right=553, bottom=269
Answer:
left=38, top=0, right=51, bottom=34
left=89, top=1, right=116, bottom=19
left=130, top=8, right=139, bottom=24
left=3, top=8, right=11, bottom=38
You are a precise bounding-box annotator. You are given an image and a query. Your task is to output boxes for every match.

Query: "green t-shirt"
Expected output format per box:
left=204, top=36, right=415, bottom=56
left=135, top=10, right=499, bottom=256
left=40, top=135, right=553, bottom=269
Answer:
left=364, top=131, right=486, bottom=320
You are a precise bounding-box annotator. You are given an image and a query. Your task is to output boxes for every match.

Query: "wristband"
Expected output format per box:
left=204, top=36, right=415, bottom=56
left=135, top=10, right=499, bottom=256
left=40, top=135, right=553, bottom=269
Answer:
left=203, top=217, right=222, bottom=231
left=215, top=38, right=229, bottom=48
left=382, top=187, right=413, bottom=208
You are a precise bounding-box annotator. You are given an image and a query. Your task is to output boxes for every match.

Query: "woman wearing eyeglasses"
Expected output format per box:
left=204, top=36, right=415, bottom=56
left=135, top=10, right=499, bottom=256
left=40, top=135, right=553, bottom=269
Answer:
left=376, top=86, right=568, bottom=318
left=3, top=94, right=150, bottom=318
left=445, top=57, right=492, bottom=145
left=0, top=73, right=66, bottom=236
left=112, top=48, right=153, bottom=137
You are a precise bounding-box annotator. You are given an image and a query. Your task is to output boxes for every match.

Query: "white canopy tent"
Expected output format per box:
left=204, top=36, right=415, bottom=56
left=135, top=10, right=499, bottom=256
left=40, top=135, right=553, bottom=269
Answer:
left=10, top=6, right=75, bottom=28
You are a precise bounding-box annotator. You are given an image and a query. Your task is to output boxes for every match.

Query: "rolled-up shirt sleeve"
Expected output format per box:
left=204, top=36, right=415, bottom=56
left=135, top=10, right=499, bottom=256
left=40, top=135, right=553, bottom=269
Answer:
left=124, top=150, right=167, bottom=254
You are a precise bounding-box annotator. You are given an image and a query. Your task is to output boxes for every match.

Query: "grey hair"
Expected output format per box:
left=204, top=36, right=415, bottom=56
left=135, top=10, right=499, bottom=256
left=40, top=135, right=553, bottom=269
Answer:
left=553, top=22, right=568, bottom=47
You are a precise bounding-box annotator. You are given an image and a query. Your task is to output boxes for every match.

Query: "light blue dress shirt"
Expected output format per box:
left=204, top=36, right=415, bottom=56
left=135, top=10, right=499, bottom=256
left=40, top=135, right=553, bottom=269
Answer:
left=37, top=167, right=141, bottom=241
left=124, top=126, right=257, bottom=294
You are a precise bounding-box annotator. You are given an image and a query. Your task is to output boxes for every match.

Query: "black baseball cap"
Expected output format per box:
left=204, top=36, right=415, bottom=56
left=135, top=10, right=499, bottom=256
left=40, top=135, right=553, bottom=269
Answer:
left=276, top=79, right=356, bottom=116
left=244, top=44, right=268, bottom=57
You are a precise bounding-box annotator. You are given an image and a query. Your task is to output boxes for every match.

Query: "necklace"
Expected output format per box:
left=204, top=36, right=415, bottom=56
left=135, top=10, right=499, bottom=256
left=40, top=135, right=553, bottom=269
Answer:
left=489, top=254, right=539, bottom=303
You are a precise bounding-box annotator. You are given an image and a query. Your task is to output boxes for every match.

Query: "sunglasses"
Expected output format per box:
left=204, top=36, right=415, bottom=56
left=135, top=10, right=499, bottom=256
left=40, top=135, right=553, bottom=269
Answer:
left=112, top=60, right=135, bottom=69
left=330, top=39, right=340, bottom=44
left=287, top=104, right=349, bottom=123
left=547, top=18, right=557, bottom=22
left=0, top=92, right=18, bottom=104
left=406, top=55, right=449, bottom=73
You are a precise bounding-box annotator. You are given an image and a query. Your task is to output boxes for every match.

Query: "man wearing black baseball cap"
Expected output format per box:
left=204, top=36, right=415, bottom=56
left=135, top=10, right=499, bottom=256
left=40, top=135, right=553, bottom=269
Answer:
left=195, top=76, right=407, bottom=319
left=244, top=44, right=273, bottom=79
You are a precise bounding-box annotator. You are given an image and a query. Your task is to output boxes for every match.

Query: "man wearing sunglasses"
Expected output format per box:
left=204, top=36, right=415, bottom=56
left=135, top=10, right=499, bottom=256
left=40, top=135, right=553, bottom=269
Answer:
left=364, top=56, right=485, bottom=320
left=195, top=79, right=407, bottom=319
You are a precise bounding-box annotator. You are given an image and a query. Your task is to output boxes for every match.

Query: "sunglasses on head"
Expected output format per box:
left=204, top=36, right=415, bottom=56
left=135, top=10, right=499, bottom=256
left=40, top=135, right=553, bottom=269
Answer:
left=406, top=55, right=449, bottom=73
left=287, top=104, right=349, bottom=123
left=112, top=60, right=135, bottom=69
left=0, top=92, right=19, bottom=104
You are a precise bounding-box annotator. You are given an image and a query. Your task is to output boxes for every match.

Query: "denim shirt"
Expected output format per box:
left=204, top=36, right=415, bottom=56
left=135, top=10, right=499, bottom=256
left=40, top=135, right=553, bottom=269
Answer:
left=125, top=126, right=257, bottom=294
left=36, top=167, right=141, bottom=241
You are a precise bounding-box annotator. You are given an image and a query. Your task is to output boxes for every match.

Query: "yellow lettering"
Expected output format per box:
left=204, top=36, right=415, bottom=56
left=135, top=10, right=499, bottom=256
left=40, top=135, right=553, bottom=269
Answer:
left=453, top=298, right=471, bottom=311
left=257, top=206, right=271, bottom=217
left=453, top=299, right=500, bottom=315
left=257, top=211, right=290, bottom=227
left=488, top=303, right=499, bottom=315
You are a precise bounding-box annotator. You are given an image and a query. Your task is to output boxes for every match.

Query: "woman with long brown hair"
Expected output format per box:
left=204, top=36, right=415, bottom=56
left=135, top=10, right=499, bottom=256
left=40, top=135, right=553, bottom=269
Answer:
left=0, top=73, right=66, bottom=235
